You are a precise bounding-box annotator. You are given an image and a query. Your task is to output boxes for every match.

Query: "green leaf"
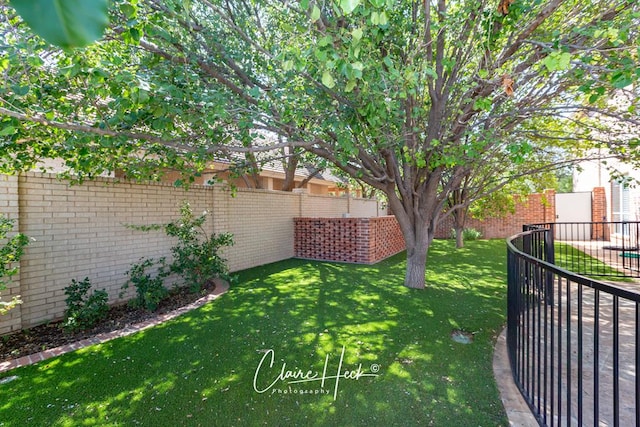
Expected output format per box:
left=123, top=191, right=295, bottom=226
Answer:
left=248, top=86, right=261, bottom=98
left=311, top=5, right=321, bottom=22
left=282, top=60, right=294, bottom=72
left=378, top=11, right=388, bottom=25
left=10, top=0, right=110, bottom=48
left=473, top=97, right=492, bottom=111
left=318, top=35, right=333, bottom=47
left=369, top=0, right=385, bottom=7
left=0, top=126, right=16, bottom=136
left=340, top=0, right=361, bottom=15
left=351, top=28, right=363, bottom=42
left=424, top=67, right=437, bottom=79
left=542, top=51, right=572, bottom=72
left=345, top=80, right=357, bottom=92
left=322, top=70, right=336, bottom=88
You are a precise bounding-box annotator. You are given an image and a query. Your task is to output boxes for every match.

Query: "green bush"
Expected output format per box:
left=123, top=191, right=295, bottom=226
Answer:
left=0, top=215, right=29, bottom=315
left=63, top=277, right=109, bottom=332
left=463, top=228, right=482, bottom=241
left=122, top=258, right=169, bottom=311
left=126, top=202, right=234, bottom=296
left=450, top=227, right=483, bottom=241
left=164, top=203, right=234, bottom=292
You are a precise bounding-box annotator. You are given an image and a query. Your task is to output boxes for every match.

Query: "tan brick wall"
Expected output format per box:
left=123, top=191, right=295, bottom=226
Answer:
left=0, top=174, right=22, bottom=335
left=301, top=194, right=349, bottom=217
left=15, top=173, right=212, bottom=329
left=350, top=197, right=380, bottom=217
left=218, top=187, right=299, bottom=272
left=0, top=173, right=379, bottom=333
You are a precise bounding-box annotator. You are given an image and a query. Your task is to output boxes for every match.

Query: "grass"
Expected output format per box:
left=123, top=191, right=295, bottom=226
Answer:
left=0, top=239, right=509, bottom=426
left=554, top=242, right=636, bottom=281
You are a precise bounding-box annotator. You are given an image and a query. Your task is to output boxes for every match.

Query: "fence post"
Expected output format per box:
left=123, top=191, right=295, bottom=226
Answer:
left=544, top=225, right=555, bottom=304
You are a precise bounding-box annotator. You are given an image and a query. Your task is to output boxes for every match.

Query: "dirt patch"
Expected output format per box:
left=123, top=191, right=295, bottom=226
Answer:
left=0, top=282, right=217, bottom=363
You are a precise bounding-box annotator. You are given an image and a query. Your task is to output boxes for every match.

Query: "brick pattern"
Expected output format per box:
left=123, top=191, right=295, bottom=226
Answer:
left=0, top=173, right=379, bottom=335
left=294, top=216, right=405, bottom=264
left=369, top=217, right=406, bottom=261
left=0, top=175, right=21, bottom=333
left=591, top=187, right=609, bottom=240
left=435, top=190, right=558, bottom=239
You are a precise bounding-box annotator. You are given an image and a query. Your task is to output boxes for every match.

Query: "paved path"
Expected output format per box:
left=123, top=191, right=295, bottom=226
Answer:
left=493, top=328, right=539, bottom=426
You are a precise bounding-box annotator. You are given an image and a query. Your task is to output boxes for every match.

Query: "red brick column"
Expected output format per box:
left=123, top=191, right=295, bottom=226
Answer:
left=591, top=187, right=609, bottom=240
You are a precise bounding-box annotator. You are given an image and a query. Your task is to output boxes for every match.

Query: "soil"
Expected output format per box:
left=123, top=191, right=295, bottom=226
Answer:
left=0, top=281, right=217, bottom=363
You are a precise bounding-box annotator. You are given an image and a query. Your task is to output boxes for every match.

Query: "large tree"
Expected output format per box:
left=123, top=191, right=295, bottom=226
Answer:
left=1, top=0, right=638, bottom=288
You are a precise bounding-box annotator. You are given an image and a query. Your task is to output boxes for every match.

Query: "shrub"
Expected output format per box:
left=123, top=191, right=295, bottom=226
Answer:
left=0, top=215, right=30, bottom=315
left=122, top=258, right=169, bottom=311
left=450, top=227, right=483, bottom=241
left=164, top=203, right=234, bottom=292
left=463, top=228, right=482, bottom=241
left=63, top=277, right=109, bottom=332
left=126, top=202, right=234, bottom=295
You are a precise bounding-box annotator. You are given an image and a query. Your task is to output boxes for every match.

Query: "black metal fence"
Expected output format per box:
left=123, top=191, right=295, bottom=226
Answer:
left=525, top=222, right=640, bottom=278
left=507, top=225, right=640, bottom=426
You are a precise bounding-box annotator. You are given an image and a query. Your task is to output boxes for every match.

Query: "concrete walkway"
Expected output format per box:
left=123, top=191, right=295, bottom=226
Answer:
left=493, top=327, right=539, bottom=426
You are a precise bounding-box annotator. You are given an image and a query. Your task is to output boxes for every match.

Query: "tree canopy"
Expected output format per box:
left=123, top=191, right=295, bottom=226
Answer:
left=1, top=0, right=639, bottom=288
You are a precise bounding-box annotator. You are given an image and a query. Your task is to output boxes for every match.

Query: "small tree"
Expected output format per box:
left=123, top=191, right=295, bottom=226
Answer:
left=0, top=215, right=29, bottom=314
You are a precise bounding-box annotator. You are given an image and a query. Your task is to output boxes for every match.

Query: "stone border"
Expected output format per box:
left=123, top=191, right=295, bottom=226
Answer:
left=0, top=279, right=229, bottom=374
left=492, top=327, right=539, bottom=426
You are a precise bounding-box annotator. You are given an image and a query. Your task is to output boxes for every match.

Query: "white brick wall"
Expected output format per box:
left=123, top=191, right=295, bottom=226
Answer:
left=0, top=173, right=379, bottom=333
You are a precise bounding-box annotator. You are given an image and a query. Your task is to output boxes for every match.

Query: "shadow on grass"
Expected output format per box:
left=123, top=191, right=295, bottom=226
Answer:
left=0, top=239, right=508, bottom=426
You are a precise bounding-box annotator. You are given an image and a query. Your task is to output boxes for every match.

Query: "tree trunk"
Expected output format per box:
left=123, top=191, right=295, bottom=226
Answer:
left=404, top=243, right=428, bottom=289
left=452, top=206, right=468, bottom=249
left=402, top=221, right=435, bottom=289
left=455, top=226, right=464, bottom=248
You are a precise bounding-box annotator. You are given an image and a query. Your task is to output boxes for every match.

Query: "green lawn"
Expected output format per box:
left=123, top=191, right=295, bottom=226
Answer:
left=0, top=239, right=509, bottom=426
left=554, top=242, right=635, bottom=281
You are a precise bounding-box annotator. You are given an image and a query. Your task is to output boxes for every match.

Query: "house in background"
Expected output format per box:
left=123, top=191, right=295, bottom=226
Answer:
left=573, top=88, right=640, bottom=226
left=160, top=159, right=351, bottom=196
left=573, top=156, right=640, bottom=224
left=36, top=142, right=355, bottom=197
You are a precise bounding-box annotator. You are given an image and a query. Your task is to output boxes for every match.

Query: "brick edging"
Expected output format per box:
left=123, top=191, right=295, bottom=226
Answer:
left=0, top=279, right=230, bottom=374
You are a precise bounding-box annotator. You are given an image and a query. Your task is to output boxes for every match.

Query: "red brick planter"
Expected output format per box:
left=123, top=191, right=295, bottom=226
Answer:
left=294, top=216, right=405, bottom=264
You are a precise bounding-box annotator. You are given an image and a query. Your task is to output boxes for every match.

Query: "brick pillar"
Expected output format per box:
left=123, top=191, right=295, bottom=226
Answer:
left=543, top=189, right=556, bottom=223
left=591, top=187, right=609, bottom=240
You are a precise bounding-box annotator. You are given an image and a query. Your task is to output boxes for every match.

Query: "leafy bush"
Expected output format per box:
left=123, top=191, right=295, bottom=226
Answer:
left=450, top=227, right=483, bottom=241
left=122, top=258, right=169, bottom=311
left=164, top=203, right=234, bottom=292
left=126, top=202, right=234, bottom=296
left=0, top=215, right=29, bottom=315
left=462, top=228, right=482, bottom=241
left=63, top=277, right=109, bottom=332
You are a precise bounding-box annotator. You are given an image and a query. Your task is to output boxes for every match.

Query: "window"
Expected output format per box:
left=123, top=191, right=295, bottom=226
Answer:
left=612, top=178, right=631, bottom=234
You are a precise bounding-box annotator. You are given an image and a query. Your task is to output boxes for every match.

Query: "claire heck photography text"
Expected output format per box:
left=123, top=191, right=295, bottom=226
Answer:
left=253, top=345, right=381, bottom=400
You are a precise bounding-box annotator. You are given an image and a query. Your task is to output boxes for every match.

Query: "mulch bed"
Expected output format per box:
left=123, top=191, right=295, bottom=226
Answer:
left=0, top=282, right=217, bottom=363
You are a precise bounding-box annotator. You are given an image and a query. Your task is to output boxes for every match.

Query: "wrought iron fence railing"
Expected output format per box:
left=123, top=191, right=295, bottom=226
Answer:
left=507, top=223, right=640, bottom=426
left=525, top=222, right=640, bottom=278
